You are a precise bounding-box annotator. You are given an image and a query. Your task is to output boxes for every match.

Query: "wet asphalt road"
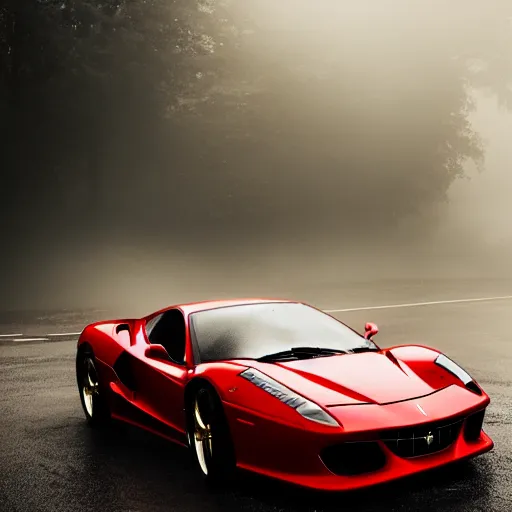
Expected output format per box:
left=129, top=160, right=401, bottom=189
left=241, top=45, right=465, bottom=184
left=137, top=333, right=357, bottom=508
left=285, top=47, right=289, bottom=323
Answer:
left=1, top=279, right=511, bottom=512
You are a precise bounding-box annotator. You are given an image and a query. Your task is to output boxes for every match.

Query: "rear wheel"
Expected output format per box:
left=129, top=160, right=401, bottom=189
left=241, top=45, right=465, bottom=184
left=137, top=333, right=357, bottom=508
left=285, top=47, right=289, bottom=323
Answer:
left=76, top=347, right=111, bottom=426
left=187, top=384, right=236, bottom=484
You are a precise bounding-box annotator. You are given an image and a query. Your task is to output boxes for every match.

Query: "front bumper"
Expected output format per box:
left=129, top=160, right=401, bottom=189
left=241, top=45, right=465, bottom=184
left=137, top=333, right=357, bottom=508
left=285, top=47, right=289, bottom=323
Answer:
left=226, top=385, right=494, bottom=491
left=242, top=427, right=493, bottom=492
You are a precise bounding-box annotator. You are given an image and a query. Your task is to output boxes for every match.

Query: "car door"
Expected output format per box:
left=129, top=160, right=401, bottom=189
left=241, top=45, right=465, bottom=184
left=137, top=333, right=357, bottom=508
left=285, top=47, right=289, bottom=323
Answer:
left=127, top=309, right=190, bottom=444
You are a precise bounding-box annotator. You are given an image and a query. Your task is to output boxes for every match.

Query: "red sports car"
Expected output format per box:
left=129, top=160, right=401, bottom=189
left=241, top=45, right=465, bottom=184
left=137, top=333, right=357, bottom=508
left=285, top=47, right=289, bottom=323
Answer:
left=76, top=298, right=493, bottom=491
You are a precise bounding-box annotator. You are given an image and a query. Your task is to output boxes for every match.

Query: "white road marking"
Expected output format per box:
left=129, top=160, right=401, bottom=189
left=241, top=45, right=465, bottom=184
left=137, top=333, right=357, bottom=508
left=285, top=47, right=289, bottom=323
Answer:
left=0, top=333, right=80, bottom=339
left=46, top=332, right=81, bottom=337
left=324, top=295, right=512, bottom=313
left=13, top=338, right=49, bottom=342
left=2, top=295, right=511, bottom=339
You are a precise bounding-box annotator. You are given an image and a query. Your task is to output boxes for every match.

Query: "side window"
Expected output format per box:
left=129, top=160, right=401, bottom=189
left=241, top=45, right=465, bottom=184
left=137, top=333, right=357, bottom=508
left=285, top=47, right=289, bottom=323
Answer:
left=145, top=314, right=163, bottom=339
left=146, top=309, right=186, bottom=365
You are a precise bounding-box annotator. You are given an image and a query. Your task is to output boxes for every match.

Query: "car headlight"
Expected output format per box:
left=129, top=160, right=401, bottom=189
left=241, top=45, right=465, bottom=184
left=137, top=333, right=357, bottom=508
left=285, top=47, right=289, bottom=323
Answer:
left=239, top=368, right=340, bottom=427
left=435, top=354, right=482, bottom=395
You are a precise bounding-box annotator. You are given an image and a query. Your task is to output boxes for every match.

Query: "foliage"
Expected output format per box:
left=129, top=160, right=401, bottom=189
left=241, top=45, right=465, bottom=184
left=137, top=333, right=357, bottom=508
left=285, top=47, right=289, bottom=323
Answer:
left=1, top=0, right=511, bottom=242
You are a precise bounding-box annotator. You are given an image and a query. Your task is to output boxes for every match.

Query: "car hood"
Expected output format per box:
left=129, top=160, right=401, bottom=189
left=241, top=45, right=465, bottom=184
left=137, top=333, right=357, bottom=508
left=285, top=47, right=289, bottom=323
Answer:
left=248, top=351, right=441, bottom=406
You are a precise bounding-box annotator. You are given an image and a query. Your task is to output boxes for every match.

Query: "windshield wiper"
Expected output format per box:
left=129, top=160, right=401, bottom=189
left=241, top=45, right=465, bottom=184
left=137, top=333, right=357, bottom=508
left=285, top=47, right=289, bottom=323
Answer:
left=346, top=346, right=379, bottom=354
left=256, top=346, right=348, bottom=362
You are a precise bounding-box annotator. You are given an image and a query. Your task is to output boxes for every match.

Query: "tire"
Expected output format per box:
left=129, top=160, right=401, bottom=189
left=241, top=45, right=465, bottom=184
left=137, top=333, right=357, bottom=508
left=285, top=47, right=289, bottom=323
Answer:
left=76, top=347, right=111, bottom=427
left=186, top=384, right=236, bottom=485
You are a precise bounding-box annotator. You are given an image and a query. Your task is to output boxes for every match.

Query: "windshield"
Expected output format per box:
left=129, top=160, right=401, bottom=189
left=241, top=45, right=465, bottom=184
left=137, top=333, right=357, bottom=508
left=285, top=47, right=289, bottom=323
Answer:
left=189, top=302, right=377, bottom=363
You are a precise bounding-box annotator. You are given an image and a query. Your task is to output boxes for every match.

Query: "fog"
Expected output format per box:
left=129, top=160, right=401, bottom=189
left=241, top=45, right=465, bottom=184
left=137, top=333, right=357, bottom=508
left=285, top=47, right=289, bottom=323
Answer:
left=441, top=93, right=512, bottom=249
left=1, top=1, right=511, bottom=312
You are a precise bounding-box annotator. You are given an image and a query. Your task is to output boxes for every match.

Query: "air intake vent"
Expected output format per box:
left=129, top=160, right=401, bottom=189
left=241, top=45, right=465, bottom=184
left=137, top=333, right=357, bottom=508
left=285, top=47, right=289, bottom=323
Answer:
left=320, top=441, right=386, bottom=475
left=113, top=352, right=137, bottom=391
left=464, top=409, right=485, bottom=441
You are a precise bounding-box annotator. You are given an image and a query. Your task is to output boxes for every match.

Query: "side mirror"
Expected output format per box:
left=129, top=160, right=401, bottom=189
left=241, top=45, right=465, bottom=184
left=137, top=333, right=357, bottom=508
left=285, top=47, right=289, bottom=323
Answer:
left=145, top=344, right=171, bottom=361
left=364, top=322, right=379, bottom=340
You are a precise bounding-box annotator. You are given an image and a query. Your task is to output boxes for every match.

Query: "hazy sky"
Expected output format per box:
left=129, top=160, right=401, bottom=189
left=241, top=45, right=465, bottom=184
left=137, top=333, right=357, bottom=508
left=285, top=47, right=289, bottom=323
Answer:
left=2, top=1, right=511, bottom=311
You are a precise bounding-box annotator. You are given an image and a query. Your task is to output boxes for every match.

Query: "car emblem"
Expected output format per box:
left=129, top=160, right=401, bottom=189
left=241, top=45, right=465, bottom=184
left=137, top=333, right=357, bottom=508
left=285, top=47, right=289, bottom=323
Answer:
left=426, top=431, right=434, bottom=446
left=416, top=404, right=427, bottom=416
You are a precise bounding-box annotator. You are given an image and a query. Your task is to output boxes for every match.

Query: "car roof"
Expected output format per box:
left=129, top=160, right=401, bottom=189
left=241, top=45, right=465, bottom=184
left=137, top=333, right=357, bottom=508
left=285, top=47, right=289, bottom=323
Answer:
left=180, top=298, right=294, bottom=315
left=146, top=298, right=295, bottom=318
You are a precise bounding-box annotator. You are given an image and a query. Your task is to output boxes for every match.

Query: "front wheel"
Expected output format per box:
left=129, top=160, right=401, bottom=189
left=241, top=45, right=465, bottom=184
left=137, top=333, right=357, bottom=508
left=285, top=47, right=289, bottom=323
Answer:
left=187, top=385, right=236, bottom=484
left=76, top=347, right=111, bottom=427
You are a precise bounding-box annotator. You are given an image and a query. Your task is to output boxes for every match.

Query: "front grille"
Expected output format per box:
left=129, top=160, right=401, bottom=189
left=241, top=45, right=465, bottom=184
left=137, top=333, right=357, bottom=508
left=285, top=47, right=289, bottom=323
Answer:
left=320, top=441, right=386, bottom=476
left=464, top=409, right=485, bottom=441
left=380, top=416, right=463, bottom=458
